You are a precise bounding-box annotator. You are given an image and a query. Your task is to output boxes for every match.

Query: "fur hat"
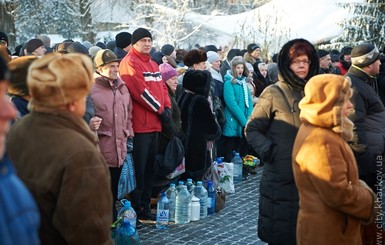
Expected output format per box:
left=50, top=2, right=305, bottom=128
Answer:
left=8, top=56, right=38, bottom=96
left=131, top=28, right=152, bottom=45
left=93, top=49, right=120, bottom=68
left=247, top=43, right=260, bottom=54
left=183, top=49, right=207, bottom=67
left=27, top=53, right=93, bottom=109
left=183, top=69, right=211, bottom=97
left=26, top=38, right=44, bottom=54
left=88, top=46, right=102, bottom=58
left=67, top=42, right=89, bottom=55
left=317, top=49, right=329, bottom=58
left=56, top=42, right=73, bottom=54
left=115, top=32, right=132, bottom=49
left=351, top=43, right=380, bottom=67
left=161, top=44, right=175, bottom=56
left=206, top=51, right=220, bottom=64
left=159, top=63, right=178, bottom=82
left=300, top=74, right=353, bottom=141
left=0, top=31, right=8, bottom=45
left=227, top=48, right=242, bottom=61
left=205, top=45, right=218, bottom=53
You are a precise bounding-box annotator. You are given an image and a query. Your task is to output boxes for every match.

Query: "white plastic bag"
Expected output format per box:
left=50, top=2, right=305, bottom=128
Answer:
left=215, top=161, right=235, bottom=194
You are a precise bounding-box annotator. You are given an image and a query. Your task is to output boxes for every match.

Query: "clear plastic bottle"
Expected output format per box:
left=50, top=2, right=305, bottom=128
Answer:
left=207, top=181, right=216, bottom=215
left=232, top=150, right=243, bottom=183
left=186, top=178, right=195, bottom=193
left=156, top=192, right=169, bottom=229
left=117, top=199, right=136, bottom=228
left=114, top=218, right=140, bottom=245
left=190, top=195, right=201, bottom=222
left=193, top=181, right=208, bottom=219
left=165, top=183, right=177, bottom=222
left=176, top=180, right=185, bottom=193
left=175, top=185, right=191, bottom=224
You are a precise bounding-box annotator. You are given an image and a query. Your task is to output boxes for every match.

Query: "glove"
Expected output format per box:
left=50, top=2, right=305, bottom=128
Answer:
left=126, top=137, right=134, bottom=153
left=159, top=107, right=172, bottom=123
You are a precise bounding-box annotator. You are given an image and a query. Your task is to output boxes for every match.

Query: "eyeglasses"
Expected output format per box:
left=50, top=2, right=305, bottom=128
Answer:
left=291, top=59, right=311, bottom=66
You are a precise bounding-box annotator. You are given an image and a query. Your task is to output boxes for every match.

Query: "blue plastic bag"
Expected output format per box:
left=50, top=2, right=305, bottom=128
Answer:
left=117, top=152, right=136, bottom=200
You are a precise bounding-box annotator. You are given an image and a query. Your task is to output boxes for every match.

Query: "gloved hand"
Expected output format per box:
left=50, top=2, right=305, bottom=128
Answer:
left=159, top=107, right=172, bottom=123
left=127, top=137, right=134, bottom=153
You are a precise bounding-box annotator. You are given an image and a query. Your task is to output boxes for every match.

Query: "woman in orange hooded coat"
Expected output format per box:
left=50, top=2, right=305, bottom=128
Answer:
left=292, top=74, right=375, bottom=245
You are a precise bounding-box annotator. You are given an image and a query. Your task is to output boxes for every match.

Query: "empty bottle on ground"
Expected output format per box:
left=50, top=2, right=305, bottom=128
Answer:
left=117, top=199, right=137, bottom=228
left=165, top=183, right=177, bottom=222
left=175, top=185, right=191, bottom=224
left=207, top=181, right=216, bottom=215
left=156, top=192, right=169, bottom=229
left=193, top=181, right=208, bottom=219
left=232, top=150, right=243, bottom=183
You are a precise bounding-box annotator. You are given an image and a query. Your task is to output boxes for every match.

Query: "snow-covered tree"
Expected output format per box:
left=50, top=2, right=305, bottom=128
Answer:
left=0, top=0, right=16, bottom=48
left=331, top=0, right=385, bottom=49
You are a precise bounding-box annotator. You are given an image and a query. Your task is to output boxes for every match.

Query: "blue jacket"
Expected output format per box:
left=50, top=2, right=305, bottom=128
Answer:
left=0, top=155, right=40, bottom=245
left=223, top=72, right=253, bottom=137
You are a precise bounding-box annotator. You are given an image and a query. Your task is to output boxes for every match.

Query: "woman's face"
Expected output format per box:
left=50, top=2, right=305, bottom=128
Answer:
left=289, top=54, right=310, bottom=79
left=259, top=64, right=268, bottom=78
left=342, top=98, right=353, bottom=117
left=166, top=76, right=178, bottom=92
left=234, top=64, right=244, bottom=77
left=211, top=59, right=221, bottom=71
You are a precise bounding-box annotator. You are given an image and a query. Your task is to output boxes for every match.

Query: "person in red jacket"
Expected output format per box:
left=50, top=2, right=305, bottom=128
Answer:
left=119, top=28, right=171, bottom=225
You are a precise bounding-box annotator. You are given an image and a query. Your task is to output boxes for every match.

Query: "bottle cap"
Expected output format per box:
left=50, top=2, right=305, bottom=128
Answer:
left=121, top=199, right=131, bottom=207
left=196, top=181, right=202, bottom=186
left=170, top=183, right=176, bottom=187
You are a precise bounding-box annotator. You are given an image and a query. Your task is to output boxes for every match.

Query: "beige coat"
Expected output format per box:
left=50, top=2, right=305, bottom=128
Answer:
left=292, top=74, right=374, bottom=245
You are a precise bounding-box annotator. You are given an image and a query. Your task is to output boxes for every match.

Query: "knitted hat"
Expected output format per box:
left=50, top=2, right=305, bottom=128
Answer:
left=26, top=38, right=44, bottom=54
left=206, top=51, right=220, bottom=64
left=93, top=49, right=120, bottom=68
left=351, top=43, right=380, bottom=67
left=317, top=49, right=329, bottom=58
left=183, top=49, right=207, bottom=67
left=88, top=46, right=102, bottom=58
left=131, top=28, right=152, bottom=45
left=8, top=56, right=38, bottom=96
left=159, top=63, right=178, bottom=82
left=28, top=53, right=93, bottom=108
left=0, top=31, right=8, bottom=45
left=161, top=44, right=175, bottom=56
left=82, top=41, right=92, bottom=49
left=247, top=43, right=260, bottom=54
left=115, top=32, right=132, bottom=49
left=340, top=46, right=352, bottom=56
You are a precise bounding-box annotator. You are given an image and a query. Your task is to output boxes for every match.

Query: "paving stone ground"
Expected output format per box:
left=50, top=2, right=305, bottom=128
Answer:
left=137, top=168, right=267, bottom=245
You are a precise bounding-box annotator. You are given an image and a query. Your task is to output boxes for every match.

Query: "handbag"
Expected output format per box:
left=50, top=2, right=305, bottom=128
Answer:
left=117, top=152, right=136, bottom=200
left=154, top=135, right=185, bottom=177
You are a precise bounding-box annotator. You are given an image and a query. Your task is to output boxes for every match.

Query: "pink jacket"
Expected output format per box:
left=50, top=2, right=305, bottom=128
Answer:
left=91, top=74, right=134, bottom=167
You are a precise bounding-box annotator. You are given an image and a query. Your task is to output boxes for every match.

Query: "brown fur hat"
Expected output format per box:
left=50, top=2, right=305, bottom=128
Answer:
left=28, top=53, right=93, bottom=109
left=8, top=56, right=38, bottom=96
left=183, top=49, right=207, bottom=67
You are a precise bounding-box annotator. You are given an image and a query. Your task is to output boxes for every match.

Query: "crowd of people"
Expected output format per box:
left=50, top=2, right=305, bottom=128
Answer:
left=0, top=28, right=384, bottom=245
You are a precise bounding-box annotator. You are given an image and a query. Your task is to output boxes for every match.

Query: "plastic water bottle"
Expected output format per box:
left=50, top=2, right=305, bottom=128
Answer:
left=175, top=185, right=191, bottom=224
left=186, top=178, right=195, bottom=193
left=165, top=183, right=177, bottom=222
left=190, top=195, right=201, bottom=222
left=232, top=150, right=243, bottom=183
left=156, top=192, right=169, bottom=229
left=176, top=181, right=185, bottom=193
left=117, top=199, right=136, bottom=228
left=207, top=181, right=216, bottom=215
left=114, top=218, right=140, bottom=245
left=193, top=181, right=208, bottom=219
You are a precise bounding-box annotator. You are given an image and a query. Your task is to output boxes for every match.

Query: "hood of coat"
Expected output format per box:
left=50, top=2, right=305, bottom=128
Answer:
left=182, top=69, right=212, bottom=97
left=278, top=38, right=319, bottom=90
left=299, top=74, right=353, bottom=140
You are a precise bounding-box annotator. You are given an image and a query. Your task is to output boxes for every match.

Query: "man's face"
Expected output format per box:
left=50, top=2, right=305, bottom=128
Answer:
left=133, top=37, right=152, bottom=54
left=251, top=48, right=261, bottom=59
left=366, top=59, right=381, bottom=76
left=0, top=82, right=17, bottom=158
left=99, top=62, right=119, bottom=80
left=193, top=61, right=206, bottom=71
left=319, top=55, right=331, bottom=69
left=33, top=46, right=46, bottom=56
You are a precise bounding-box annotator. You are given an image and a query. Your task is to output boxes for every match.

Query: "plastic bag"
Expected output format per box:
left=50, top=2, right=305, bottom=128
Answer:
left=117, top=153, right=136, bottom=200
left=165, top=158, right=185, bottom=180
left=215, top=160, right=235, bottom=194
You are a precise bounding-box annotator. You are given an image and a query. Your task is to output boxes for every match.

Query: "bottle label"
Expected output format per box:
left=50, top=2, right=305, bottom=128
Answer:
left=157, top=210, right=169, bottom=223
left=207, top=197, right=212, bottom=208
